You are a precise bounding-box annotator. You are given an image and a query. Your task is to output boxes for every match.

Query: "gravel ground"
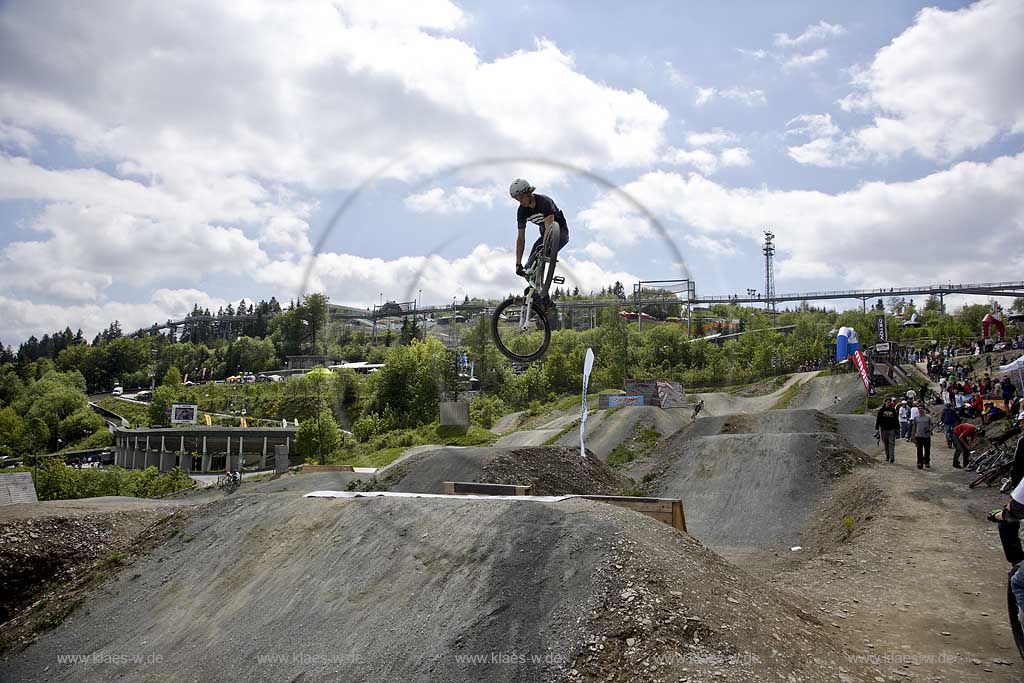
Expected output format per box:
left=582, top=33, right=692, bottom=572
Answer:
left=554, top=406, right=686, bottom=460
left=371, top=445, right=629, bottom=496
left=0, top=493, right=880, bottom=683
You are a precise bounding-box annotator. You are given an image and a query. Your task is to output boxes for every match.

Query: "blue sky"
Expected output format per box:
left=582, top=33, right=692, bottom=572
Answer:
left=0, top=0, right=1021, bottom=344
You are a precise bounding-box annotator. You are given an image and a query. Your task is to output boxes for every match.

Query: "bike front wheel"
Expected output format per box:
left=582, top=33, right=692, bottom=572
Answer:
left=491, top=296, right=551, bottom=362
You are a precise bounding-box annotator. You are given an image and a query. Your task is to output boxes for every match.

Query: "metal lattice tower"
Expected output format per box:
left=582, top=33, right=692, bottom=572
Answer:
left=762, top=230, right=776, bottom=322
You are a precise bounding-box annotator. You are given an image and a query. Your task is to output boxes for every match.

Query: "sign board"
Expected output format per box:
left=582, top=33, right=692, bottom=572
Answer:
left=0, top=472, right=38, bottom=506
left=607, top=395, right=644, bottom=407
left=170, top=403, right=199, bottom=424
left=876, top=315, right=888, bottom=343
left=875, top=342, right=891, bottom=353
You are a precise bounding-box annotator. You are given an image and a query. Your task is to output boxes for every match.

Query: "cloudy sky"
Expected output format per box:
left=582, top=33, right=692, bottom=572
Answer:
left=1, top=0, right=1022, bottom=344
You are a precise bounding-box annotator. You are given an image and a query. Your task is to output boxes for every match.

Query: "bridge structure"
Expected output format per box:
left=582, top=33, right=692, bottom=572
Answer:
left=326, top=279, right=1024, bottom=319
left=141, top=280, right=1024, bottom=340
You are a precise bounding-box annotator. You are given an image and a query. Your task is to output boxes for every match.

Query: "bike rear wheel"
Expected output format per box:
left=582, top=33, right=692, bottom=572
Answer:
left=970, top=461, right=1012, bottom=489
left=491, top=296, right=551, bottom=362
left=537, top=224, right=559, bottom=297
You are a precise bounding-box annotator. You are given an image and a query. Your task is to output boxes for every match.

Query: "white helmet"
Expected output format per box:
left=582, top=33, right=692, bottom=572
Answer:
left=509, top=178, right=534, bottom=197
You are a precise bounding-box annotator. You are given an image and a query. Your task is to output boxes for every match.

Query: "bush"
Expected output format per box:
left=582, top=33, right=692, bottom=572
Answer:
left=295, top=411, right=342, bottom=463
left=352, top=413, right=386, bottom=443
left=470, top=394, right=507, bottom=429
left=28, top=463, right=192, bottom=500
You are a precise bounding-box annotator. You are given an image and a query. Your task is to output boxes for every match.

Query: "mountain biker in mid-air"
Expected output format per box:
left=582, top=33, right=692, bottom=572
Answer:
left=511, top=178, right=569, bottom=319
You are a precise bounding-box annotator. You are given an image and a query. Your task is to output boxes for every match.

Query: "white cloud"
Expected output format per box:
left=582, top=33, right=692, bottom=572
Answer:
left=255, top=243, right=640, bottom=309
left=0, top=156, right=287, bottom=303
left=774, top=20, right=845, bottom=47
left=686, top=129, right=737, bottom=147
left=0, top=1, right=674, bottom=341
left=662, top=148, right=720, bottom=175
left=0, top=123, right=37, bottom=153
left=405, top=186, right=496, bottom=214
left=694, top=87, right=716, bottom=106
left=784, top=113, right=864, bottom=166
left=579, top=153, right=1024, bottom=288
left=0, top=2, right=669, bottom=190
left=792, top=0, right=1024, bottom=166
left=783, top=48, right=829, bottom=70
left=786, top=114, right=840, bottom=139
left=719, top=147, right=752, bottom=168
left=664, top=61, right=688, bottom=87
left=581, top=242, right=614, bottom=260
left=693, top=87, right=766, bottom=107
left=736, top=48, right=768, bottom=59
left=683, top=234, right=737, bottom=257
left=662, top=132, right=751, bottom=174
left=0, top=289, right=229, bottom=344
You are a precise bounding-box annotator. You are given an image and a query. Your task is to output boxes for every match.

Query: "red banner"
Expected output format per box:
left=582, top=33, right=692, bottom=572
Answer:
left=851, top=349, right=872, bottom=393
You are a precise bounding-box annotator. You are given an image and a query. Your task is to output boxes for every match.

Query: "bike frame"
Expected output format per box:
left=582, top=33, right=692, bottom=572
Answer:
left=514, top=225, right=560, bottom=333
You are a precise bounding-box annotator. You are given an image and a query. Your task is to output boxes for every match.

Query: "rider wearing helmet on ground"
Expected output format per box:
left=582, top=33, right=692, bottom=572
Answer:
left=510, top=178, right=570, bottom=317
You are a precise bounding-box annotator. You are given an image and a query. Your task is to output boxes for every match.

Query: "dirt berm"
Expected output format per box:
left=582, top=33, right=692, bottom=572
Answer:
left=637, top=409, right=873, bottom=560
left=372, top=445, right=630, bottom=495
left=0, top=489, right=880, bottom=683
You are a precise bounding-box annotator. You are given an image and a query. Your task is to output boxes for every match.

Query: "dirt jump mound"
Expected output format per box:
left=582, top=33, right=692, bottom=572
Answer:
left=1, top=492, right=880, bottom=683
left=374, top=445, right=630, bottom=496
left=642, top=409, right=872, bottom=557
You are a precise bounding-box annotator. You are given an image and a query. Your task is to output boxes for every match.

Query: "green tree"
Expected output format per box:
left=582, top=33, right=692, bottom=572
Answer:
left=148, top=386, right=176, bottom=426
left=58, top=407, right=106, bottom=445
left=923, top=295, right=943, bottom=314
left=295, top=410, right=341, bottom=464
left=368, top=338, right=446, bottom=427
left=162, top=366, right=183, bottom=387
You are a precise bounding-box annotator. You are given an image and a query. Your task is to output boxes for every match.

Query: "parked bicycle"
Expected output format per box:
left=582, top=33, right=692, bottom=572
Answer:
left=969, top=446, right=1012, bottom=489
left=217, top=471, right=241, bottom=488
left=490, top=224, right=563, bottom=362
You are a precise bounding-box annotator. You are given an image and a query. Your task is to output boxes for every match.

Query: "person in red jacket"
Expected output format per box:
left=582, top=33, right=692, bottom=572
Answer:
left=952, top=422, right=984, bottom=468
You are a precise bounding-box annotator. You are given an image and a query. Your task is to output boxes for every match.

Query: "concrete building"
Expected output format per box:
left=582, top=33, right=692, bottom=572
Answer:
left=113, top=426, right=299, bottom=473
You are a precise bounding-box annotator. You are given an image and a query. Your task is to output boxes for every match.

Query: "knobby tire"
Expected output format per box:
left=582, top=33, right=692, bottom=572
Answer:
left=491, top=297, right=551, bottom=362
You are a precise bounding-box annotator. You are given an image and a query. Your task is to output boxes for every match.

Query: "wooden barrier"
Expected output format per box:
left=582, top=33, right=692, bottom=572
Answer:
left=581, top=495, right=686, bottom=532
left=302, top=465, right=355, bottom=473
left=443, top=481, right=532, bottom=496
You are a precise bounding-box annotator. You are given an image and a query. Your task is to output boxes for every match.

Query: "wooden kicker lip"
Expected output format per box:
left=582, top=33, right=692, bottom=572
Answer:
left=441, top=482, right=686, bottom=532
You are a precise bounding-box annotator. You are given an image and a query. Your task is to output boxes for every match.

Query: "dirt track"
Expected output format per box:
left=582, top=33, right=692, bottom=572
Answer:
left=2, top=371, right=1019, bottom=682
left=0, top=489, right=879, bottom=683
left=636, top=410, right=870, bottom=556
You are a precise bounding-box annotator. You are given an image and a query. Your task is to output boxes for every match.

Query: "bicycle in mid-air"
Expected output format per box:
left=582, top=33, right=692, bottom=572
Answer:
left=490, top=224, right=563, bottom=362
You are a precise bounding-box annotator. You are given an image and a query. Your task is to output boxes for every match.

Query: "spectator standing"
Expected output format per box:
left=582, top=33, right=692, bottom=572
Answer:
left=913, top=409, right=934, bottom=469
left=952, top=422, right=984, bottom=468
left=908, top=401, right=920, bottom=440
left=1004, top=379, right=1017, bottom=414
left=876, top=397, right=900, bottom=463
left=898, top=401, right=911, bottom=441
left=940, top=403, right=960, bottom=449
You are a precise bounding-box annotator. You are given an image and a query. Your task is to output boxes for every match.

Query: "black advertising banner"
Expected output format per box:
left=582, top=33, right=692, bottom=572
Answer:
left=876, top=315, right=887, bottom=343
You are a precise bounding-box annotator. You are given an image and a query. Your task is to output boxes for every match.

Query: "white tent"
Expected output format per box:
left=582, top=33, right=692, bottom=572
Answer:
left=1000, top=355, right=1024, bottom=373
left=1000, top=355, right=1024, bottom=395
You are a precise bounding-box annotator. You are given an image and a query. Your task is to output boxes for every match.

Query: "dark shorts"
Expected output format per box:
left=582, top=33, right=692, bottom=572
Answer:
left=525, top=227, right=569, bottom=268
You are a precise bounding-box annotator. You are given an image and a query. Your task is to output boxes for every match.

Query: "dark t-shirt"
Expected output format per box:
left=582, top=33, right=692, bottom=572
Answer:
left=516, top=194, right=569, bottom=237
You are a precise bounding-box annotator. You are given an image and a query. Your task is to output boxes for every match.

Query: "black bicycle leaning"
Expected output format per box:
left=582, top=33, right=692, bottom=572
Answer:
left=491, top=224, right=563, bottom=362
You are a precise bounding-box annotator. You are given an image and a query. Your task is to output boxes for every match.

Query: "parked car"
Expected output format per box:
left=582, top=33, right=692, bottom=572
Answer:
left=112, top=386, right=123, bottom=396
left=135, top=390, right=153, bottom=402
